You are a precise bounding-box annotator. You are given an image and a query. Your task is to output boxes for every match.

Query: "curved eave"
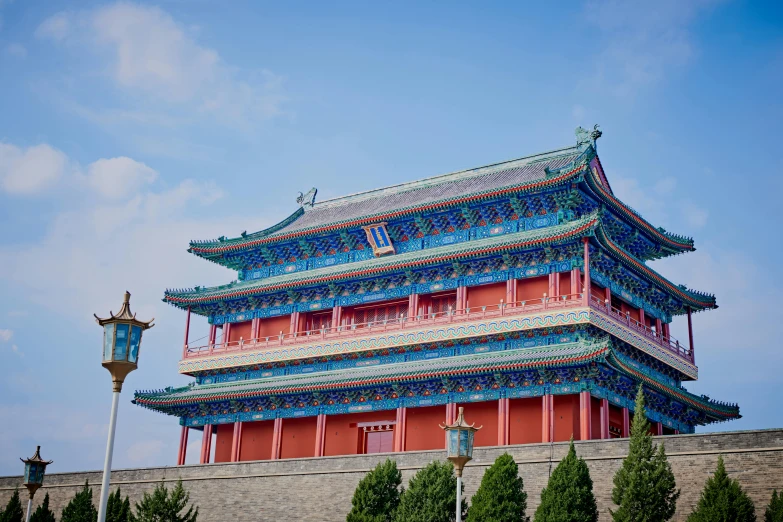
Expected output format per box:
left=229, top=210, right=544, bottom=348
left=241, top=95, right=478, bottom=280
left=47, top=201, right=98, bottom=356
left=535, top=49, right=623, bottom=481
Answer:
left=133, top=341, right=611, bottom=408
left=593, top=227, right=717, bottom=312
left=583, top=165, right=695, bottom=256
left=608, top=353, right=740, bottom=422
left=164, top=214, right=600, bottom=309
left=186, top=160, right=589, bottom=258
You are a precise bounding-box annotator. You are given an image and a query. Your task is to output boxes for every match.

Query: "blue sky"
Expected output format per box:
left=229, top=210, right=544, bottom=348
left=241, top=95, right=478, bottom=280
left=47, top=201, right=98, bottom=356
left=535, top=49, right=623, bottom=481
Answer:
left=0, top=0, right=781, bottom=475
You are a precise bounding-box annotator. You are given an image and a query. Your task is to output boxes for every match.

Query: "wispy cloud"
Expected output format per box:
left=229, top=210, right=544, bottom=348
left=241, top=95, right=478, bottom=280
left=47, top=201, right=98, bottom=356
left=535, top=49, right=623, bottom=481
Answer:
left=0, top=329, right=12, bottom=342
left=4, top=43, right=27, bottom=58
left=36, top=2, right=287, bottom=131
left=0, top=142, right=69, bottom=195
left=583, top=0, right=723, bottom=97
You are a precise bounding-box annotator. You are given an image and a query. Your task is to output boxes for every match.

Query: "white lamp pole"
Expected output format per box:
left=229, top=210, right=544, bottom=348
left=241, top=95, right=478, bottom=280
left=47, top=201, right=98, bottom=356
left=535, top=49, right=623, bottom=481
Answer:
left=94, top=292, right=154, bottom=522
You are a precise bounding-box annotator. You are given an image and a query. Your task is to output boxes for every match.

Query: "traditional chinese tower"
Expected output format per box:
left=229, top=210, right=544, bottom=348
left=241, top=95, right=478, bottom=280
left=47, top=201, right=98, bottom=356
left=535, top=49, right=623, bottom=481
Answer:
left=134, top=127, right=739, bottom=465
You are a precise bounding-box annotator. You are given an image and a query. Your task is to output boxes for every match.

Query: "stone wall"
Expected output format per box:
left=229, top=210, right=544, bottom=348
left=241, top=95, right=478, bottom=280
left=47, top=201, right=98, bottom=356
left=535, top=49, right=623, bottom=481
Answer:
left=2, top=429, right=782, bottom=521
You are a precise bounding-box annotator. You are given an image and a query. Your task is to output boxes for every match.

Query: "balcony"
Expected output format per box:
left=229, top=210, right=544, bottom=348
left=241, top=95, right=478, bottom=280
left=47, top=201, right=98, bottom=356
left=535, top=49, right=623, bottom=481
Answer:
left=182, top=292, right=693, bottom=365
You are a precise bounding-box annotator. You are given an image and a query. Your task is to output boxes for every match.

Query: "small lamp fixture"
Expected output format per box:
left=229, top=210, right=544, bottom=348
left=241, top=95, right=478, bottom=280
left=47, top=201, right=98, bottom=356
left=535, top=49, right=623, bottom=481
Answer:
left=94, top=291, right=154, bottom=392
left=21, top=446, right=52, bottom=521
left=441, top=407, right=481, bottom=522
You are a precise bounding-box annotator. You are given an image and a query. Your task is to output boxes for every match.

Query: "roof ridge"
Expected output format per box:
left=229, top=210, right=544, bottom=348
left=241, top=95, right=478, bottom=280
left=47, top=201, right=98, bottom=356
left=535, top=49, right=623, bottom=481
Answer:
left=310, top=145, right=580, bottom=211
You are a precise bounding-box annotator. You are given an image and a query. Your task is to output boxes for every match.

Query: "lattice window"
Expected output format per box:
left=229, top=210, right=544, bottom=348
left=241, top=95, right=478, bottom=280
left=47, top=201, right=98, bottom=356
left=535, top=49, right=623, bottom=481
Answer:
left=353, top=301, right=408, bottom=326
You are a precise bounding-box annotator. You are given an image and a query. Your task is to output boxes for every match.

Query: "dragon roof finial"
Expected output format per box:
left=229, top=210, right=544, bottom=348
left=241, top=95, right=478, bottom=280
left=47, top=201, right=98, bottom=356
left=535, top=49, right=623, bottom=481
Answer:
left=296, top=187, right=318, bottom=208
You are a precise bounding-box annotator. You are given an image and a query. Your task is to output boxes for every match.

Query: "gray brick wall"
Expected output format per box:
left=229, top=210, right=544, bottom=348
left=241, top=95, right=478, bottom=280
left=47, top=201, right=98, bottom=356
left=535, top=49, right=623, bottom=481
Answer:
left=2, top=429, right=782, bottom=521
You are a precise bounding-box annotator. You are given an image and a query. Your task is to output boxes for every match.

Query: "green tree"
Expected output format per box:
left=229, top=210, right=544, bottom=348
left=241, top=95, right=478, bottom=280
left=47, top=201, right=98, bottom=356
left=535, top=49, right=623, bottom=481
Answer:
left=347, top=458, right=402, bottom=522
left=766, top=491, right=783, bottom=522
left=535, top=439, right=598, bottom=522
left=611, top=386, right=680, bottom=522
left=687, top=455, right=755, bottom=522
left=60, top=482, right=97, bottom=522
left=467, top=453, right=528, bottom=522
left=0, top=489, right=24, bottom=522
left=107, top=488, right=131, bottom=522
left=394, top=461, right=464, bottom=522
left=30, top=493, right=57, bottom=522
left=131, top=480, right=197, bottom=522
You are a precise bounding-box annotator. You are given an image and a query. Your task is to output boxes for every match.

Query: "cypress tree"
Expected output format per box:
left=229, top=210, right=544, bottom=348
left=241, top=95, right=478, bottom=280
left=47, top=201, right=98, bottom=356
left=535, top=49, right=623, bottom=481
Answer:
left=60, top=482, right=97, bottom=522
left=766, top=491, right=783, bottom=522
left=347, top=458, right=402, bottom=522
left=534, top=439, right=598, bottom=522
left=687, top=455, right=756, bottom=522
left=611, top=386, right=680, bottom=522
left=394, top=461, right=465, bottom=522
left=467, top=453, right=528, bottom=522
left=132, top=480, right=198, bottom=522
left=0, top=489, right=24, bottom=522
left=106, top=488, right=131, bottom=522
left=30, top=493, right=57, bottom=522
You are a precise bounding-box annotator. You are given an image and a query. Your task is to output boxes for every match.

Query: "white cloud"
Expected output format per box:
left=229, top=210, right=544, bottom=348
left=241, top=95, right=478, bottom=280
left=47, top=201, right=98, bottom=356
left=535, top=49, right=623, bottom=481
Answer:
left=126, top=439, right=164, bottom=464
left=86, top=156, right=158, bottom=199
left=10, top=344, right=21, bottom=357
left=37, top=2, right=286, bottom=129
left=4, top=43, right=26, bottom=58
left=654, top=176, right=677, bottom=195
left=35, top=11, right=71, bottom=41
left=0, top=142, right=68, bottom=195
left=584, top=0, right=723, bottom=97
left=682, top=201, right=709, bottom=229
left=0, top=329, right=11, bottom=342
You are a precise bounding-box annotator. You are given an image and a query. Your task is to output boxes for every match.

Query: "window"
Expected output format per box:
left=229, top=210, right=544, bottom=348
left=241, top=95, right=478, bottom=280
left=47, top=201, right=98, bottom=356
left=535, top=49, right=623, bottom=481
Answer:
left=352, top=301, right=408, bottom=327
left=305, top=311, right=332, bottom=333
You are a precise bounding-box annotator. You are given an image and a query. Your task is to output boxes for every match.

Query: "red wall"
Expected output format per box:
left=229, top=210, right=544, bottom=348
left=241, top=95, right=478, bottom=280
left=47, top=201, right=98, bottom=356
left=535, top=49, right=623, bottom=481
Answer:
left=554, top=394, right=580, bottom=442
left=406, top=405, right=448, bottom=451
left=239, top=420, right=275, bottom=461
left=228, top=321, right=252, bottom=343
left=213, top=424, right=233, bottom=463
left=280, top=416, right=318, bottom=459
left=609, top=403, right=623, bottom=437
left=461, top=401, right=499, bottom=448
left=560, top=272, right=572, bottom=297
left=257, top=315, right=291, bottom=339
left=517, top=276, right=548, bottom=302
left=509, top=398, right=541, bottom=444
left=323, top=411, right=397, bottom=457
left=467, top=283, right=506, bottom=309
left=591, top=397, right=602, bottom=439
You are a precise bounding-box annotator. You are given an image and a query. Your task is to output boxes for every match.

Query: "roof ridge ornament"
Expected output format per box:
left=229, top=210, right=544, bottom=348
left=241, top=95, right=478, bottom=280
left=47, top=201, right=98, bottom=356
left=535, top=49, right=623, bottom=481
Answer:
left=576, top=124, right=602, bottom=150
left=296, top=187, right=318, bottom=208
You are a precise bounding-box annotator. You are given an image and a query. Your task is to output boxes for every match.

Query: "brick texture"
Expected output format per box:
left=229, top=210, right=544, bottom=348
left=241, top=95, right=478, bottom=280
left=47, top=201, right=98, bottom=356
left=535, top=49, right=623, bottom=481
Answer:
left=2, top=429, right=782, bottom=521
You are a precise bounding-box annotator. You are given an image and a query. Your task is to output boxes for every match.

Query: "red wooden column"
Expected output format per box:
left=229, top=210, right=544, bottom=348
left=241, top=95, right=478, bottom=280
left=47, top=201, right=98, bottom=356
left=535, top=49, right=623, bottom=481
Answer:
left=408, top=293, right=420, bottom=320
left=571, top=268, right=580, bottom=295
left=250, top=318, right=259, bottom=340
left=656, top=318, right=663, bottom=339
left=394, top=407, right=408, bottom=452
left=497, top=398, right=510, bottom=445
left=542, top=394, right=554, bottom=443
left=446, top=403, right=457, bottom=425
left=199, top=425, right=213, bottom=464
left=654, top=422, right=663, bottom=436
left=182, top=306, right=191, bottom=358
left=687, top=307, right=695, bottom=360
left=554, top=272, right=561, bottom=298
left=600, top=398, right=610, bottom=439
left=605, top=287, right=611, bottom=305
left=331, top=306, right=342, bottom=332
left=271, top=418, right=283, bottom=460
left=290, top=311, right=301, bottom=335
left=638, top=308, right=645, bottom=328
left=582, top=237, right=591, bottom=306
left=505, top=279, right=517, bottom=307
left=621, top=408, right=630, bottom=438
left=177, top=426, right=189, bottom=465
left=230, top=422, right=243, bottom=462
left=314, top=414, right=326, bottom=457
left=208, top=324, right=217, bottom=352
left=223, top=324, right=231, bottom=347
left=579, top=391, right=592, bottom=441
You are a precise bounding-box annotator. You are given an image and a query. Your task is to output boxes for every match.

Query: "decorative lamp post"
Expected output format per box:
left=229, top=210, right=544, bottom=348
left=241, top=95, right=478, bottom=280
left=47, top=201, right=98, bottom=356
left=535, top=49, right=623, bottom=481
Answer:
left=441, top=407, right=481, bottom=522
left=20, top=446, right=52, bottom=522
left=94, top=292, right=154, bottom=522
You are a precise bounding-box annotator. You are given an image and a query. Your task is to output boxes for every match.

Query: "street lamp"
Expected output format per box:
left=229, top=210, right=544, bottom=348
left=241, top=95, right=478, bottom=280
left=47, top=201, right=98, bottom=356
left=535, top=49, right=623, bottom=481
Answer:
left=20, top=446, right=52, bottom=522
left=441, top=407, right=481, bottom=522
left=94, top=291, right=154, bottom=522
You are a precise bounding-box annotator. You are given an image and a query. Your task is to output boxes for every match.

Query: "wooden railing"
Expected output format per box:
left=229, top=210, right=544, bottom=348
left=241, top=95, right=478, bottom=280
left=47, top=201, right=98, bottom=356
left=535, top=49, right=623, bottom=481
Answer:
left=183, top=292, right=693, bottom=363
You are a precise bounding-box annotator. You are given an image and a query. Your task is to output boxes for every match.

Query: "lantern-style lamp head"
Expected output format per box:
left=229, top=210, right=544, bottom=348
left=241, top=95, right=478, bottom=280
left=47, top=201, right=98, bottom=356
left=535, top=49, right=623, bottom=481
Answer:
left=95, top=291, right=154, bottom=392
left=20, top=446, right=52, bottom=500
left=440, top=407, right=481, bottom=477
